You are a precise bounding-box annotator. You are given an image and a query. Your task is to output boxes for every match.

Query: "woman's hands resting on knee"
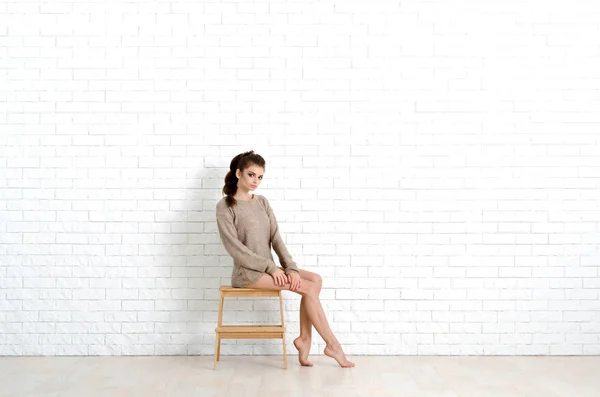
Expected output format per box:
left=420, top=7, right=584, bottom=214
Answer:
left=287, top=271, right=301, bottom=291
left=271, top=268, right=288, bottom=287
left=270, top=268, right=301, bottom=291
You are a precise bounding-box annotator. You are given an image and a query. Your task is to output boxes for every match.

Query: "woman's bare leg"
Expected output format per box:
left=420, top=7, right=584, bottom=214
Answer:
left=247, top=272, right=355, bottom=368
left=294, top=297, right=313, bottom=366
left=293, top=269, right=321, bottom=366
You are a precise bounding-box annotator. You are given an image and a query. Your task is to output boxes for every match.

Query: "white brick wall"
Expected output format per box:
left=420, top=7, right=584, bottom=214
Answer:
left=1, top=0, right=599, bottom=356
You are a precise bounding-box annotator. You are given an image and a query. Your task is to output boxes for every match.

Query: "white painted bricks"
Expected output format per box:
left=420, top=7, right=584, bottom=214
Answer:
left=1, top=0, right=599, bottom=356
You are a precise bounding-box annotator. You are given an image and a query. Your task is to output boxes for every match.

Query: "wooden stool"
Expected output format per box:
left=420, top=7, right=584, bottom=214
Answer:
left=213, top=286, right=287, bottom=369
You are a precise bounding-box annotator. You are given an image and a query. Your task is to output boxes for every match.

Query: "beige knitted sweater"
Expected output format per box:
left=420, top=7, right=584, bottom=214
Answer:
left=216, top=194, right=299, bottom=287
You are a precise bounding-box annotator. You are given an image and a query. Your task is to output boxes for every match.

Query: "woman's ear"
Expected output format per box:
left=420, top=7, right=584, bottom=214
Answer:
left=235, top=169, right=241, bottom=179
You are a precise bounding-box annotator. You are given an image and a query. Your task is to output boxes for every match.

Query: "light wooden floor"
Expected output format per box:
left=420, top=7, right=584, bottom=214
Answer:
left=1, top=355, right=599, bottom=397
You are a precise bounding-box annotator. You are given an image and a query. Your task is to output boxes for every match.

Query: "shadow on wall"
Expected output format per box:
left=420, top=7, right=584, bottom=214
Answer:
left=156, top=164, right=227, bottom=355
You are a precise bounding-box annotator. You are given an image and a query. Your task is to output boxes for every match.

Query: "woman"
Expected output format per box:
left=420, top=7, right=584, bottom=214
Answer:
left=216, top=150, right=355, bottom=368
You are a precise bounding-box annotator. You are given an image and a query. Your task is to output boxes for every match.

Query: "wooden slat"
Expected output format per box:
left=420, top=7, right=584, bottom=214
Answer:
left=219, top=286, right=281, bottom=298
left=220, top=333, right=284, bottom=339
left=216, top=325, right=284, bottom=333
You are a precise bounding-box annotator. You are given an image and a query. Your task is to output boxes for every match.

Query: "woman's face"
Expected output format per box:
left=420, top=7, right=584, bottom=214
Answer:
left=236, top=163, right=264, bottom=192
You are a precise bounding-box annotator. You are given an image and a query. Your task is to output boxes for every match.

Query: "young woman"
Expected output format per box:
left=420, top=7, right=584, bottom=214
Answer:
left=216, top=151, right=355, bottom=368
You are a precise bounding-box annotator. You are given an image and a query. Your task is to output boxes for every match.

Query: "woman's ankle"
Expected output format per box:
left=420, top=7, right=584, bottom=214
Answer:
left=325, top=340, right=342, bottom=350
left=296, top=335, right=311, bottom=342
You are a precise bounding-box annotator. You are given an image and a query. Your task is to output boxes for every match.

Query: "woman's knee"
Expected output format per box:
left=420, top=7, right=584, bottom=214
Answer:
left=314, top=273, right=323, bottom=290
left=301, top=270, right=322, bottom=291
left=311, top=274, right=322, bottom=295
left=300, top=279, right=320, bottom=298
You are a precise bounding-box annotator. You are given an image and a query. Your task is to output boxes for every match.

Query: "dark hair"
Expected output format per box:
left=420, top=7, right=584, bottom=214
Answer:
left=223, top=150, right=266, bottom=207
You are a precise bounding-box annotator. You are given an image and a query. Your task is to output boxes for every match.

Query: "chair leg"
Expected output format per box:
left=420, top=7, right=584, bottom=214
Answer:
left=213, top=334, right=220, bottom=370
left=216, top=334, right=221, bottom=361
left=282, top=333, right=288, bottom=369
left=218, top=295, right=225, bottom=327
left=279, top=291, right=287, bottom=369
left=214, top=293, right=224, bottom=369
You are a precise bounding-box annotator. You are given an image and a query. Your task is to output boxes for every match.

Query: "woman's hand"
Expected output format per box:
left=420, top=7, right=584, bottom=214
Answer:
left=271, top=268, right=288, bottom=287
left=287, top=272, right=301, bottom=291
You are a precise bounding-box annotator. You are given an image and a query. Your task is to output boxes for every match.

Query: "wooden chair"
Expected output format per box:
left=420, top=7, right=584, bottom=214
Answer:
left=214, top=286, right=287, bottom=369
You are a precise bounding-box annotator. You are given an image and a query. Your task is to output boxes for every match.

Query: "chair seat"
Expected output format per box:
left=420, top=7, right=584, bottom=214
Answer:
left=219, top=286, right=281, bottom=298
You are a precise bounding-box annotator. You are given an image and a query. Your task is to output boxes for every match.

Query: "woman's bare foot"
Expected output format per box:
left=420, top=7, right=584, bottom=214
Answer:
left=324, top=344, right=355, bottom=368
left=293, top=337, right=313, bottom=367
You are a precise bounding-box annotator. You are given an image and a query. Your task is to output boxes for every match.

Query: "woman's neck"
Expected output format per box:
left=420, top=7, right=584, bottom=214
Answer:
left=234, top=191, right=254, bottom=201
